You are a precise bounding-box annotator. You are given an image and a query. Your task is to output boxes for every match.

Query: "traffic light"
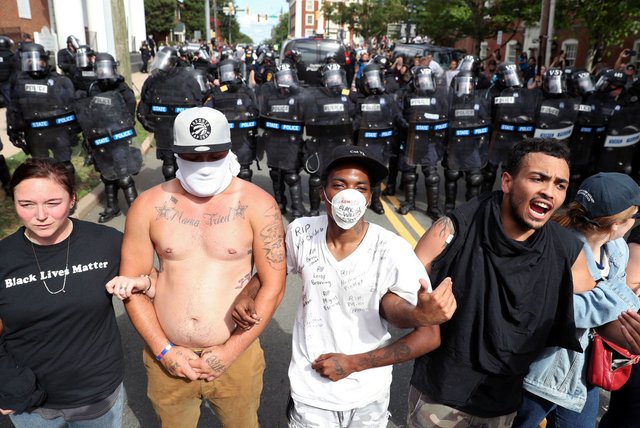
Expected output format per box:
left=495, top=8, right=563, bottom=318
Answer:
left=264, top=14, right=268, bottom=22
left=246, top=6, right=250, bottom=15
left=257, top=14, right=260, bottom=22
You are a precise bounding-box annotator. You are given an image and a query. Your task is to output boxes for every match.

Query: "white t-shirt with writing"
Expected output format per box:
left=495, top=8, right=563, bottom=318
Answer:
left=286, top=215, right=430, bottom=411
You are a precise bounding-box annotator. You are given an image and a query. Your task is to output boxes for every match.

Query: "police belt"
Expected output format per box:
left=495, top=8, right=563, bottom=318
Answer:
left=497, top=122, right=535, bottom=134
left=411, top=121, right=448, bottom=133
left=533, top=125, right=574, bottom=140
left=451, top=125, right=490, bottom=137
left=151, top=104, right=197, bottom=116
left=360, top=128, right=395, bottom=139
left=228, top=120, right=258, bottom=130
left=577, top=125, right=607, bottom=134
left=306, top=123, right=353, bottom=138
left=603, top=132, right=640, bottom=148
left=259, top=117, right=304, bottom=133
left=88, top=127, right=137, bottom=147
left=27, top=113, right=77, bottom=129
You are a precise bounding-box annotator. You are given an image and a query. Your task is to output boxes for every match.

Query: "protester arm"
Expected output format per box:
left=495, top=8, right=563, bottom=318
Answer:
left=627, top=243, right=640, bottom=296
left=414, top=216, right=455, bottom=274
left=571, top=250, right=597, bottom=293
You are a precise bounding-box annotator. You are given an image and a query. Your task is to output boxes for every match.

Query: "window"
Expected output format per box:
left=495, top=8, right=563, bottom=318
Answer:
left=17, top=0, right=32, bottom=19
left=305, top=0, right=315, bottom=12
left=562, top=39, right=578, bottom=67
left=306, top=14, right=314, bottom=26
left=479, top=42, right=488, bottom=60
left=506, top=40, right=518, bottom=63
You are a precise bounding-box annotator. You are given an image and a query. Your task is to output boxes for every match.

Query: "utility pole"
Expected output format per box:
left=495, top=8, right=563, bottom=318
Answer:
left=538, top=0, right=551, bottom=71
left=213, top=0, right=219, bottom=47
left=206, top=0, right=211, bottom=44
left=111, top=0, right=131, bottom=85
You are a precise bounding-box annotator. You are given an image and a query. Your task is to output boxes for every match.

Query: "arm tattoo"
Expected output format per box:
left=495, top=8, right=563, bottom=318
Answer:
left=332, top=358, right=345, bottom=376
left=259, top=204, right=285, bottom=269
left=202, top=351, right=226, bottom=373
left=432, top=216, right=455, bottom=249
left=363, top=342, right=411, bottom=368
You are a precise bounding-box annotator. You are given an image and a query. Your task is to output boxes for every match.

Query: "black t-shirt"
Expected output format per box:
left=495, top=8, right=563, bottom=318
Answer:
left=628, top=225, right=640, bottom=245
left=0, top=219, right=124, bottom=408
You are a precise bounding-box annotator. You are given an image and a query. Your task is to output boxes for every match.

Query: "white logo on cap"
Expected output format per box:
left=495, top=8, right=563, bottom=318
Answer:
left=190, top=118, right=211, bottom=140
left=577, top=189, right=595, bottom=203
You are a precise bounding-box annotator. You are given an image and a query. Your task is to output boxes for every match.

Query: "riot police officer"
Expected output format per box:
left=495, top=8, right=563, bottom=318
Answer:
left=533, top=68, right=578, bottom=143
left=0, top=35, right=15, bottom=107
left=207, top=58, right=259, bottom=182
left=70, top=45, right=98, bottom=96
left=457, top=55, right=491, bottom=90
left=259, top=65, right=307, bottom=218
left=482, top=62, right=538, bottom=193
left=354, top=62, right=402, bottom=214
left=443, top=71, right=491, bottom=212
left=597, top=69, right=639, bottom=175
left=75, top=53, right=142, bottom=223
left=57, top=35, right=79, bottom=76
left=304, top=63, right=357, bottom=215
left=396, top=66, right=449, bottom=218
left=137, top=46, right=203, bottom=181
left=7, top=43, right=78, bottom=175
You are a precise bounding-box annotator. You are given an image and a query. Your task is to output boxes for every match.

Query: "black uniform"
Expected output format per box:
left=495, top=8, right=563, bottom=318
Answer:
left=396, top=69, right=450, bottom=218
left=56, top=48, right=76, bottom=76
left=7, top=69, right=78, bottom=174
left=0, top=39, right=15, bottom=107
left=597, top=88, right=640, bottom=175
left=259, top=68, right=307, bottom=218
left=137, top=66, right=202, bottom=180
left=304, top=85, right=357, bottom=215
left=207, top=82, right=259, bottom=181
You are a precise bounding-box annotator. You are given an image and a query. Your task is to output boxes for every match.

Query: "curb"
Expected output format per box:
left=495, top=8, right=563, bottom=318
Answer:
left=72, top=133, right=154, bottom=220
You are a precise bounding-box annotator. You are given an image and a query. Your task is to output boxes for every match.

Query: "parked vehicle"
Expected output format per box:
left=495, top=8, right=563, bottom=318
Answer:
left=280, top=37, right=351, bottom=86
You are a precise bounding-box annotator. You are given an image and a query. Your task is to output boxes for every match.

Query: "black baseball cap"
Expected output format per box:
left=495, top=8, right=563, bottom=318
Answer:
left=575, top=172, right=640, bottom=219
left=322, top=146, right=388, bottom=185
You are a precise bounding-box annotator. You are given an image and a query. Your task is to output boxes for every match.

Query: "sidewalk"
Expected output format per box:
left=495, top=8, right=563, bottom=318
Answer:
left=0, top=71, right=149, bottom=159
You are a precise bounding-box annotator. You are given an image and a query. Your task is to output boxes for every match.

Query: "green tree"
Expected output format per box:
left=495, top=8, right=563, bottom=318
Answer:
left=265, top=13, right=289, bottom=46
left=555, top=0, right=640, bottom=68
left=413, top=0, right=540, bottom=55
left=144, top=0, right=176, bottom=40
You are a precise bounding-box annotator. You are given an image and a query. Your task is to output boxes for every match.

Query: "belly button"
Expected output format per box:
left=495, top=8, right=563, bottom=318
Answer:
left=165, top=248, right=173, bottom=254
left=228, top=248, right=237, bottom=254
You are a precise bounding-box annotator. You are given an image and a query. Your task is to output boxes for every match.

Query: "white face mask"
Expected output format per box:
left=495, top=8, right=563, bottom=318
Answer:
left=325, top=188, right=368, bottom=230
left=175, top=152, right=240, bottom=197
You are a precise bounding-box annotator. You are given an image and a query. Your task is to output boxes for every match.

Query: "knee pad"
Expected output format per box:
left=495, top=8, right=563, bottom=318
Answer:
left=283, top=171, right=301, bottom=186
left=162, top=159, right=176, bottom=180
left=309, top=175, right=322, bottom=189
left=116, top=176, right=134, bottom=188
left=444, top=169, right=460, bottom=181
left=423, top=167, right=440, bottom=185
left=402, top=170, right=418, bottom=183
left=238, top=167, right=253, bottom=181
left=466, top=171, right=483, bottom=187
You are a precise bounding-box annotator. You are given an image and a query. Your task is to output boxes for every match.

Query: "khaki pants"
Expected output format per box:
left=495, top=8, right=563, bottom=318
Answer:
left=144, top=339, right=265, bottom=428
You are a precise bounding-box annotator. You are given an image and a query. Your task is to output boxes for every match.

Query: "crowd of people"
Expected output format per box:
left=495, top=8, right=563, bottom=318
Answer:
left=1, top=32, right=640, bottom=428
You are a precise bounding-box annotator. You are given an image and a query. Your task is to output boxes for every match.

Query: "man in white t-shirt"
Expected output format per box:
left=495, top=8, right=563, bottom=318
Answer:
left=283, top=146, right=456, bottom=427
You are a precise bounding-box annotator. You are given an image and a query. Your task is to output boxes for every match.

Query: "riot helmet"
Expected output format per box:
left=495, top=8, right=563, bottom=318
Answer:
left=75, top=45, right=95, bottom=70
left=568, top=69, right=595, bottom=97
left=20, top=43, right=49, bottom=77
left=543, top=68, right=567, bottom=95
left=0, top=36, right=14, bottom=50
left=453, top=71, right=475, bottom=97
left=283, top=49, right=301, bottom=65
left=94, top=52, right=118, bottom=81
left=495, top=62, right=522, bottom=88
left=360, top=63, right=384, bottom=95
left=325, top=52, right=338, bottom=64
left=274, top=65, right=299, bottom=90
left=321, top=63, right=347, bottom=91
left=151, top=46, right=178, bottom=72
left=194, top=48, right=211, bottom=63
left=371, top=54, right=391, bottom=70
left=218, top=59, right=242, bottom=85
left=458, top=55, right=482, bottom=77
left=178, top=45, right=193, bottom=63
left=594, top=68, right=627, bottom=92
left=220, top=46, right=235, bottom=61
left=66, top=35, right=80, bottom=50
left=411, top=66, right=436, bottom=93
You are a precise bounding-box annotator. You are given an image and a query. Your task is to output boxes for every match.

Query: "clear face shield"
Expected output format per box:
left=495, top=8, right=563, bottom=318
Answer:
left=275, top=68, right=298, bottom=89
left=196, top=49, right=210, bottom=62
left=575, top=73, right=595, bottom=95
left=95, top=59, right=117, bottom=80
left=364, top=70, right=384, bottom=92
left=21, top=51, right=46, bottom=73
left=323, top=68, right=347, bottom=89
left=414, top=72, right=436, bottom=92
left=594, top=75, right=613, bottom=92
left=454, top=75, right=474, bottom=96
left=502, top=67, right=523, bottom=88
left=544, top=74, right=565, bottom=94
left=218, top=63, right=237, bottom=84
left=75, top=48, right=92, bottom=69
left=151, top=50, right=176, bottom=72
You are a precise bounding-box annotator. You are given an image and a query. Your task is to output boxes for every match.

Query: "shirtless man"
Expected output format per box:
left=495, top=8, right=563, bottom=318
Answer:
left=119, top=107, right=286, bottom=427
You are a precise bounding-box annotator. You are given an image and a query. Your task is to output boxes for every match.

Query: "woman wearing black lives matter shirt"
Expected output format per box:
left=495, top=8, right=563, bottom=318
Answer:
left=0, top=159, right=128, bottom=427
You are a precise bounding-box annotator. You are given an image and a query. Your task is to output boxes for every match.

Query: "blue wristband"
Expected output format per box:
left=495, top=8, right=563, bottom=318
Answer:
left=156, top=343, right=174, bottom=361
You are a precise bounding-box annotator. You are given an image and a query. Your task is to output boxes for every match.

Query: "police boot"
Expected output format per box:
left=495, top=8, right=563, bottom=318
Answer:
left=465, top=169, right=483, bottom=201
left=383, top=157, right=398, bottom=196
left=162, top=156, right=177, bottom=181
left=99, top=180, right=121, bottom=223
left=0, top=155, right=11, bottom=197
left=269, top=169, right=287, bottom=214
left=284, top=172, right=306, bottom=219
left=118, top=176, right=138, bottom=206
left=424, top=168, right=443, bottom=220
left=398, top=169, right=417, bottom=215
left=308, top=175, right=322, bottom=216
left=444, top=169, right=460, bottom=214
left=238, top=165, right=253, bottom=182
left=370, top=185, right=385, bottom=215
left=481, top=163, right=498, bottom=194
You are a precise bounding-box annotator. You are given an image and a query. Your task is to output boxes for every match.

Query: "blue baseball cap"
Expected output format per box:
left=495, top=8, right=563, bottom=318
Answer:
left=575, top=172, right=640, bottom=219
